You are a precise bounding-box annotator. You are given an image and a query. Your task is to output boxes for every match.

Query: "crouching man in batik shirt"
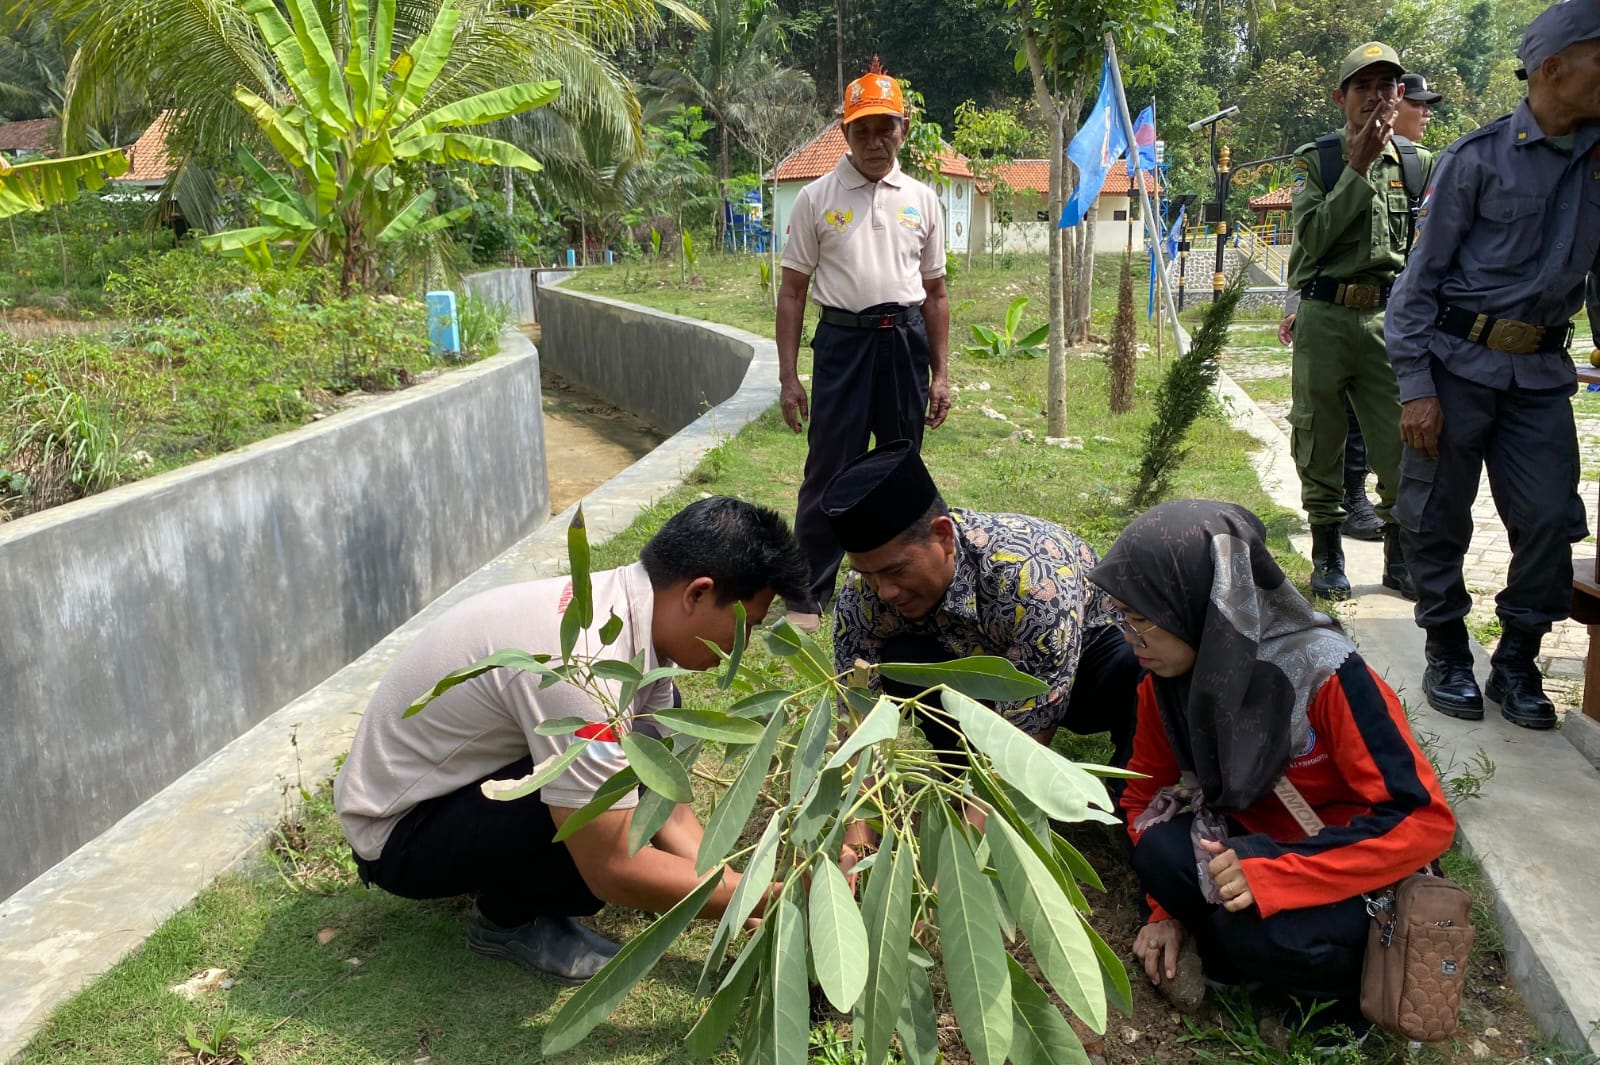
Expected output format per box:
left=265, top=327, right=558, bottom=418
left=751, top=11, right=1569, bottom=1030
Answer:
left=824, top=439, right=1140, bottom=770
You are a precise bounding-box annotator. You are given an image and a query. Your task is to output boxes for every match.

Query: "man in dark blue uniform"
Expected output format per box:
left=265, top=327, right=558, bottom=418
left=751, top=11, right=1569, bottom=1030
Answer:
left=1386, top=0, right=1600, bottom=729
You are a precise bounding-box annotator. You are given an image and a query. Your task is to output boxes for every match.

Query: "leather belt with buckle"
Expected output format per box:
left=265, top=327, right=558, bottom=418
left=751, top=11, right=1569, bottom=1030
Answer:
left=819, top=305, right=913, bottom=329
left=1300, top=277, right=1392, bottom=310
left=1436, top=304, right=1574, bottom=355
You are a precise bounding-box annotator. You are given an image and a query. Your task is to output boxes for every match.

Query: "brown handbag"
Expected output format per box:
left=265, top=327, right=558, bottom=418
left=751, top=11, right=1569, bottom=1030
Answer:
left=1272, top=779, right=1473, bottom=1043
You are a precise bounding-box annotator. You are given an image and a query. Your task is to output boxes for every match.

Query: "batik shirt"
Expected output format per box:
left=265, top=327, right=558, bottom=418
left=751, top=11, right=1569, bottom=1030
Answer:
left=832, top=508, right=1114, bottom=735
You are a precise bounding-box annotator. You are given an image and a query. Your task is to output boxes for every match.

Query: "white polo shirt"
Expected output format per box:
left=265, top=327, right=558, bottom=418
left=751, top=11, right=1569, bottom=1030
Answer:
left=781, top=154, right=945, bottom=312
left=335, top=562, right=676, bottom=860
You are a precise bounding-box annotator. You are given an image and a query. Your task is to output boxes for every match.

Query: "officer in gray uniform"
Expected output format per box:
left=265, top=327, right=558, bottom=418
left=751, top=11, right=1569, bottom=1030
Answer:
left=1385, top=0, right=1600, bottom=730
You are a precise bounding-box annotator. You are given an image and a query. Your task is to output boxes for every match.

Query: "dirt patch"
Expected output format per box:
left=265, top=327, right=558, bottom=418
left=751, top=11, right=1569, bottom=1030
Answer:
left=520, top=325, right=664, bottom=512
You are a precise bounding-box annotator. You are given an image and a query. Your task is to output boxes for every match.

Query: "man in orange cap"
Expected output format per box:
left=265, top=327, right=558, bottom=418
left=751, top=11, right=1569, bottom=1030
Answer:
left=776, top=57, right=951, bottom=632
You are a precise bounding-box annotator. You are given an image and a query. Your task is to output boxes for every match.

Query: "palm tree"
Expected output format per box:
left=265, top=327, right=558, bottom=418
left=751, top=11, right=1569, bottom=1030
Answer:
left=19, top=0, right=701, bottom=198
left=0, top=9, right=69, bottom=122
left=653, top=0, right=812, bottom=181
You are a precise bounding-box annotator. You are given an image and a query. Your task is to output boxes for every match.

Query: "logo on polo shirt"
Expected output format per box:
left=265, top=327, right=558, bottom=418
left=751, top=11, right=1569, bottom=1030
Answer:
left=824, top=208, right=854, bottom=232
left=897, top=205, right=924, bottom=232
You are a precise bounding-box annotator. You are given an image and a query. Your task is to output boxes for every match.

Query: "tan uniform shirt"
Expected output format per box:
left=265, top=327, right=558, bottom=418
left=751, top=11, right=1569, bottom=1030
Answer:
left=781, top=154, right=945, bottom=311
left=335, top=562, right=675, bottom=860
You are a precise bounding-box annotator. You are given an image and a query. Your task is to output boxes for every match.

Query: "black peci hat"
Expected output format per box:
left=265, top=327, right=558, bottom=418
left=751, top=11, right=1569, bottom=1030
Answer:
left=1401, top=73, right=1442, bottom=103
left=820, top=440, right=940, bottom=553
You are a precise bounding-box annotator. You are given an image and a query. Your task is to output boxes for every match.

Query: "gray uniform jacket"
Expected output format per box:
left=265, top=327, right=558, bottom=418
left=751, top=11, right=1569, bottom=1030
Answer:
left=1386, top=101, right=1600, bottom=402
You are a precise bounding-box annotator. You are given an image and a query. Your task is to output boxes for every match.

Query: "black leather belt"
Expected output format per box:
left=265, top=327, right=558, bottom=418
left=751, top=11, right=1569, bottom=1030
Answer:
left=1435, top=304, right=1574, bottom=355
left=819, top=305, right=913, bottom=329
left=1300, top=277, right=1392, bottom=310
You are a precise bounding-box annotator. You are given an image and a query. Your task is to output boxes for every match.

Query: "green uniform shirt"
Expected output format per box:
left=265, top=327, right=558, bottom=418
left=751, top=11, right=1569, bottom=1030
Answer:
left=1286, top=129, right=1434, bottom=291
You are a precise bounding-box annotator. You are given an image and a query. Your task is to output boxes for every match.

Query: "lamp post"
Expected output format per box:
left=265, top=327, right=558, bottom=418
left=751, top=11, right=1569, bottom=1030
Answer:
left=1213, top=144, right=1232, bottom=300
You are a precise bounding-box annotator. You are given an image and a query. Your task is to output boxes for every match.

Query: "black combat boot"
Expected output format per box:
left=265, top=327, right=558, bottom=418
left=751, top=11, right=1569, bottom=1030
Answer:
left=1309, top=524, right=1350, bottom=601
left=1487, top=624, right=1557, bottom=730
left=1380, top=524, right=1417, bottom=601
left=1341, top=471, right=1384, bottom=541
left=1423, top=619, right=1483, bottom=720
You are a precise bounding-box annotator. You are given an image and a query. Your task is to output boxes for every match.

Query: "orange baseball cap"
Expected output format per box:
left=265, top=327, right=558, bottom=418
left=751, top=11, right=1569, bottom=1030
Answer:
left=843, top=56, right=905, bottom=124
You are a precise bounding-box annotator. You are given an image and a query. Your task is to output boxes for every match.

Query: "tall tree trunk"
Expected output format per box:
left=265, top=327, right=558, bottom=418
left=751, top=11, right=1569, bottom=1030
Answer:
left=1076, top=210, right=1098, bottom=340
left=835, top=0, right=845, bottom=103
left=1022, top=28, right=1067, bottom=437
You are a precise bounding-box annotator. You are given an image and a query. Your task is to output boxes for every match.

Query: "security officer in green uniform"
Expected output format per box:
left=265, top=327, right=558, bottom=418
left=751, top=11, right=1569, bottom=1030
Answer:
left=1287, top=42, right=1428, bottom=602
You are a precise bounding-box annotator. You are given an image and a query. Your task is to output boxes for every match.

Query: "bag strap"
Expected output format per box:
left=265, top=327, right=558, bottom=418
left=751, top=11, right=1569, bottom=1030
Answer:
left=1392, top=134, right=1424, bottom=255
left=1273, top=776, right=1326, bottom=836
left=1314, top=133, right=1343, bottom=193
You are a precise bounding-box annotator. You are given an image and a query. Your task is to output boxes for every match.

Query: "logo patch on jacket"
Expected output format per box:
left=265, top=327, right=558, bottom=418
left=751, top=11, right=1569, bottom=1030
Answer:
left=1290, top=725, right=1328, bottom=767
left=897, top=205, right=924, bottom=231
left=824, top=208, right=854, bottom=232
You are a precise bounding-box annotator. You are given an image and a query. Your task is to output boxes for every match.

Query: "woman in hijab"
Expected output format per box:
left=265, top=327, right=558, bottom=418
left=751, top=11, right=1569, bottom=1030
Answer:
left=1088, top=500, right=1456, bottom=1017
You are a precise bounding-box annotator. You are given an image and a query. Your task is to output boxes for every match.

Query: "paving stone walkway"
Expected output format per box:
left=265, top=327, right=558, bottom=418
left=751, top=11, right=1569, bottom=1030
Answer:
left=1224, top=325, right=1600, bottom=712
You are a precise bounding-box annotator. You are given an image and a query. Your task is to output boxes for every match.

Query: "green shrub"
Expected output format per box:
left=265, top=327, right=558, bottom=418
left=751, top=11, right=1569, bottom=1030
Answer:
left=456, top=292, right=508, bottom=358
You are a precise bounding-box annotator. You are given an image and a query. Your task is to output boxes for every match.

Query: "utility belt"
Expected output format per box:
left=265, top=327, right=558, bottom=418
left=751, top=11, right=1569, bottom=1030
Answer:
left=819, top=304, right=916, bottom=330
left=1435, top=303, right=1575, bottom=355
left=1300, top=277, right=1393, bottom=310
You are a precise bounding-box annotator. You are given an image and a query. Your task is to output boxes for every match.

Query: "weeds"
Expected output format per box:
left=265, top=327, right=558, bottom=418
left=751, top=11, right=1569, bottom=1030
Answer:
left=183, top=1012, right=257, bottom=1065
left=456, top=291, right=509, bottom=358
left=1179, top=991, right=1366, bottom=1064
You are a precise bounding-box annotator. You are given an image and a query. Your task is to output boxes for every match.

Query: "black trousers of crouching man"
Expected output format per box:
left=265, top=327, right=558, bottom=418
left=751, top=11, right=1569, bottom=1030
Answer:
left=791, top=304, right=931, bottom=612
left=353, top=688, right=683, bottom=926
left=876, top=623, right=1140, bottom=772
left=1132, top=812, right=1370, bottom=1009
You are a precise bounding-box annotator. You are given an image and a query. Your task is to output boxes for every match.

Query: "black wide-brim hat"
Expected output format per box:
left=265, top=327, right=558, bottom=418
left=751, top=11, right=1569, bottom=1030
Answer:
left=820, top=439, right=939, bottom=553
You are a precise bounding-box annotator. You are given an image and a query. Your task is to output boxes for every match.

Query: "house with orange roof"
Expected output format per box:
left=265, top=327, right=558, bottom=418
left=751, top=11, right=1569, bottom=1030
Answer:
left=0, top=118, right=60, bottom=161
left=113, top=111, right=177, bottom=192
left=1247, top=186, right=1293, bottom=244
left=766, top=121, right=978, bottom=255
left=968, top=158, right=1163, bottom=255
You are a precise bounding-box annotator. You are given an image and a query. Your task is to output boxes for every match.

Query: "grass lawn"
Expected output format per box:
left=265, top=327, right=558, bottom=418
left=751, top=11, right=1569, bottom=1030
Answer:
left=23, top=252, right=1573, bottom=1065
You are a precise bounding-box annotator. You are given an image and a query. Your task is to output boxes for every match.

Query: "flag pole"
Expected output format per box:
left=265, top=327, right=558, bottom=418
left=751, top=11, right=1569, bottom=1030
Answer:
left=1105, top=33, right=1186, bottom=354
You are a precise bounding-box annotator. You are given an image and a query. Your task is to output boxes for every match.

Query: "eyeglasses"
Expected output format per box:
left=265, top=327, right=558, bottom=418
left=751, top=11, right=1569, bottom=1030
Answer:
left=1111, top=609, right=1158, bottom=649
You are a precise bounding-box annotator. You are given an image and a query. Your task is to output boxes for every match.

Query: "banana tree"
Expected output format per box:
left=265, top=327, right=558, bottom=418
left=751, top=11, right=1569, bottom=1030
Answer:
left=409, top=507, right=1135, bottom=1065
left=201, top=0, right=560, bottom=292
left=0, top=146, right=129, bottom=219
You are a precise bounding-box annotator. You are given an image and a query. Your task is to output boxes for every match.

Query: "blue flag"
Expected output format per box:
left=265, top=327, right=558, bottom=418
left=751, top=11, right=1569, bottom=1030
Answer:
left=1165, top=205, right=1185, bottom=262
left=1060, top=54, right=1128, bottom=229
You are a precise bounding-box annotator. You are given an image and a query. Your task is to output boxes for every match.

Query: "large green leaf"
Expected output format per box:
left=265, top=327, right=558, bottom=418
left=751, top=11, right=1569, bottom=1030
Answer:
left=388, top=0, right=460, bottom=125
left=401, top=649, right=557, bottom=718
left=761, top=619, right=834, bottom=685
left=0, top=147, right=129, bottom=219
left=560, top=505, right=594, bottom=660
left=1006, top=956, right=1093, bottom=1065
left=788, top=694, right=833, bottom=807
left=620, top=731, right=691, bottom=803
left=365, top=0, right=397, bottom=125
left=936, top=811, right=1013, bottom=1065
left=860, top=827, right=915, bottom=1065
left=391, top=131, right=542, bottom=171
left=971, top=767, right=1090, bottom=912
left=408, top=80, right=562, bottom=133
left=827, top=695, right=900, bottom=769
left=241, top=0, right=348, bottom=129
left=1086, top=918, right=1135, bottom=1017
left=896, top=959, right=940, bottom=1065
left=791, top=765, right=843, bottom=845
left=718, top=602, right=748, bottom=690
left=985, top=816, right=1104, bottom=1031
left=703, top=808, right=781, bottom=975
left=625, top=781, right=679, bottom=855
left=480, top=740, right=588, bottom=804
left=542, top=870, right=723, bottom=1055
left=809, top=860, right=868, bottom=1011
left=941, top=690, right=1114, bottom=821
left=233, top=88, right=313, bottom=171
left=728, top=690, right=791, bottom=719
left=768, top=893, right=810, bottom=1065
left=649, top=708, right=764, bottom=744
left=686, top=925, right=768, bottom=1059
left=696, top=708, right=784, bottom=874
left=876, top=657, right=1049, bottom=702
left=551, top=768, right=639, bottom=842
left=344, top=0, right=372, bottom=123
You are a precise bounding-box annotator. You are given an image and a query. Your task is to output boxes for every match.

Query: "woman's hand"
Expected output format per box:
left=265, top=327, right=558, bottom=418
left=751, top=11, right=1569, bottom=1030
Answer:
left=1199, top=837, right=1256, bottom=913
left=1132, top=919, right=1183, bottom=985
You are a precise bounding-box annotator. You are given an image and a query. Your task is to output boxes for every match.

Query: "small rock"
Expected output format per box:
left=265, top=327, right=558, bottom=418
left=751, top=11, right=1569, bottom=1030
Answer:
left=1468, top=1038, right=1491, bottom=1059
left=1168, top=1012, right=1182, bottom=1026
left=1484, top=1027, right=1501, bottom=1039
left=1008, top=429, right=1036, bottom=443
left=128, top=449, right=154, bottom=468
left=1120, top=1028, right=1141, bottom=1044
left=1044, top=436, right=1084, bottom=450
left=218, top=978, right=236, bottom=990
left=1091, top=435, right=1117, bottom=444
left=316, top=927, right=339, bottom=945
left=345, top=957, right=363, bottom=967
left=979, top=405, right=1009, bottom=421
left=977, top=381, right=992, bottom=391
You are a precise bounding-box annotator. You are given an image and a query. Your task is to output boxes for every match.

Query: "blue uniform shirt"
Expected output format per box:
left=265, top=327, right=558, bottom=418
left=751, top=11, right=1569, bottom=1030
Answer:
left=1386, top=101, right=1600, bottom=401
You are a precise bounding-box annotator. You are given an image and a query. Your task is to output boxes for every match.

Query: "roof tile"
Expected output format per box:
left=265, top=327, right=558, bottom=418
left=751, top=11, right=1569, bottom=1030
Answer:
left=119, top=112, right=176, bottom=184
left=0, top=118, right=59, bottom=154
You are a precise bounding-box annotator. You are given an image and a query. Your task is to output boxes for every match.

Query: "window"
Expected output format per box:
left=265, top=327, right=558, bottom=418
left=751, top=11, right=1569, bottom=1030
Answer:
left=1113, top=209, right=1128, bottom=221
left=1034, top=210, right=1049, bottom=222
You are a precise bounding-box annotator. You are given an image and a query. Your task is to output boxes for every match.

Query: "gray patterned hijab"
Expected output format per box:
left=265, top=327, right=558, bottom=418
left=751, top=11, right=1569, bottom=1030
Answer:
left=1088, top=500, right=1354, bottom=811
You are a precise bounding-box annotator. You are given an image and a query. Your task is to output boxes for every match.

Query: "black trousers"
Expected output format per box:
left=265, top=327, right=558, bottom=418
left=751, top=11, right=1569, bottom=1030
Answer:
left=1133, top=813, right=1369, bottom=1005
left=791, top=305, right=931, bottom=610
left=354, top=755, right=606, bottom=927
left=1394, top=358, right=1587, bottom=632
left=878, top=623, right=1139, bottom=769
left=1343, top=393, right=1368, bottom=481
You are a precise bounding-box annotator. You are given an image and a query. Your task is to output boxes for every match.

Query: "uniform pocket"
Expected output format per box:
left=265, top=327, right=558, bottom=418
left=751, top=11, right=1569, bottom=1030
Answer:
left=1287, top=407, right=1318, bottom=473
left=1392, top=446, right=1437, bottom=534
left=1473, top=195, right=1546, bottom=275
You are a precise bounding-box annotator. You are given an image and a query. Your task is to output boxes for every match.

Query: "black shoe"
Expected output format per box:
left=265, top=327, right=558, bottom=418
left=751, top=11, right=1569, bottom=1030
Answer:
left=466, top=911, right=621, bottom=984
left=1380, top=524, right=1417, bottom=601
left=1341, top=475, right=1383, bottom=541
left=1309, top=524, right=1350, bottom=601
left=1423, top=620, right=1483, bottom=720
left=1487, top=625, right=1557, bottom=730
